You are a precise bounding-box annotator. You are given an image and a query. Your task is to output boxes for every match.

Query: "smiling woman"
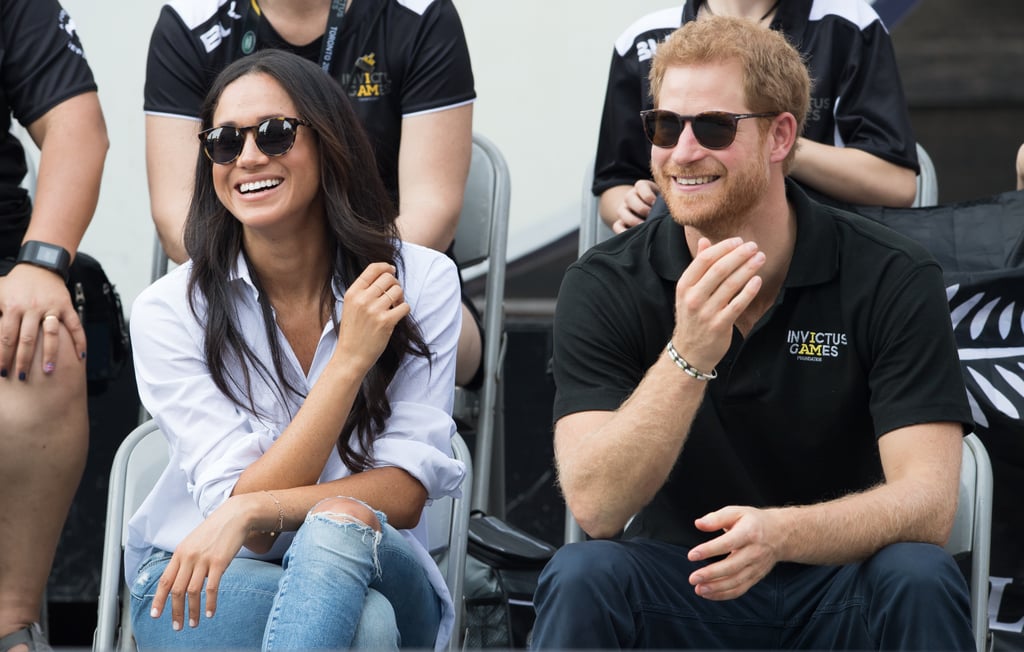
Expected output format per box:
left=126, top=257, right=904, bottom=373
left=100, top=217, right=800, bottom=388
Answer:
left=125, top=50, right=465, bottom=650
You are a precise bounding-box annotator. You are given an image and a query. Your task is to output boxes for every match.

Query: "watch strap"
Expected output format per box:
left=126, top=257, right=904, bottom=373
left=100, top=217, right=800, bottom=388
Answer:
left=15, top=240, right=72, bottom=282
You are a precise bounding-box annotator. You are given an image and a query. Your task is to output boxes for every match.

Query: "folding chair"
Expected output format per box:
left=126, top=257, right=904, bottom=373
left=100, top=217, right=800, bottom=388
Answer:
left=451, top=133, right=511, bottom=516
left=912, top=142, right=939, bottom=208
left=94, top=420, right=474, bottom=652
left=946, top=433, right=994, bottom=652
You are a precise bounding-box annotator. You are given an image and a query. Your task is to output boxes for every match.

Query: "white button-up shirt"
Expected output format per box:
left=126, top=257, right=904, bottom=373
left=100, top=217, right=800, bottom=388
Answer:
left=126, top=242, right=465, bottom=649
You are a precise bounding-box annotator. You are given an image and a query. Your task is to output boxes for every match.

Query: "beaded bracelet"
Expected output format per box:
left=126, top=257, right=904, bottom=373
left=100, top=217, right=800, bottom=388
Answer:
left=263, top=490, right=285, bottom=537
left=665, top=341, right=718, bottom=381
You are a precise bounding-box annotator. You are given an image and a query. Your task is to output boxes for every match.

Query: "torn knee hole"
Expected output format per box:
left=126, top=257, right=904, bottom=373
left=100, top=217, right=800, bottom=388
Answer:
left=311, top=497, right=381, bottom=531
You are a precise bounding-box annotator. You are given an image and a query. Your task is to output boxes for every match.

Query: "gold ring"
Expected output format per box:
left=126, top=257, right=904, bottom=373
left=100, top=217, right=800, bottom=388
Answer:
left=44, top=314, right=59, bottom=322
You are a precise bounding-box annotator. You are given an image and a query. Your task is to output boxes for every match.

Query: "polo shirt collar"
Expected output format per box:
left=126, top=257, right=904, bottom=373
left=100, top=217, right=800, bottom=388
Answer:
left=649, top=178, right=838, bottom=289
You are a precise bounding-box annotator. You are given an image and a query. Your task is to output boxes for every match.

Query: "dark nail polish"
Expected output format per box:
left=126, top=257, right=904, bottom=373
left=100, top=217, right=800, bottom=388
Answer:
left=18, top=371, right=26, bottom=381
left=0, top=368, right=6, bottom=378
left=81, top=351, right=87, bottom=359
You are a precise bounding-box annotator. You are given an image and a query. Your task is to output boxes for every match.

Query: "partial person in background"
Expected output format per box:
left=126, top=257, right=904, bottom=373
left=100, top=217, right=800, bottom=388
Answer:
left=144, top=0, right=483, bottom=387
left=0, top=1, right=108, bottom=650
left=128, top=50, right=464, bottom=649
left=596, top=0, right=920, bottom=233
left=535, top=16, right=973, bottom=650
left=1016, top=142, right=1024, bottom=190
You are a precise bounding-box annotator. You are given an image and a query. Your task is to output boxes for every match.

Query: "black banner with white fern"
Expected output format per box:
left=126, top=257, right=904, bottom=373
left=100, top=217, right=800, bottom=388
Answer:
left=854, top=189, right=1024, bottom=648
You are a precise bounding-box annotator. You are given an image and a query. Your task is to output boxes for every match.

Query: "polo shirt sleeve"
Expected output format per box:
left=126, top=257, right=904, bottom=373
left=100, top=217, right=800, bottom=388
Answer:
left=397, top=0, right=475, bottom=116
left=144, top=5, right=209, bottom=118
left=867, top=259, right=972, bottom=436
left=831, top=18, right=919, bottom=174
left=551, top=263, right=651, bottom=423
left=592, top=44, right=652, bottom=196
left=2, top=0, right=97, bottom=127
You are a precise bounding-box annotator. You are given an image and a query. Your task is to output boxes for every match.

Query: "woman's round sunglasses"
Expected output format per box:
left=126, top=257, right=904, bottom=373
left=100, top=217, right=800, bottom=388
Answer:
left=640, top=109, right=780, bottom=150
left=198, top=116, right=311, bottom=165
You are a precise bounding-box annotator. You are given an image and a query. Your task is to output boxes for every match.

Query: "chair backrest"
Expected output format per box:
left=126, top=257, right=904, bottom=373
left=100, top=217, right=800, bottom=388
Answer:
left=452, top=133, right=511, bottom=516
left=95, top=420, right=474, bottom=652
left=426, top=433, right=474, bottom=651
left=945, top=433, right=994, bottom=652
left=912, top=142, right=939, bottom=208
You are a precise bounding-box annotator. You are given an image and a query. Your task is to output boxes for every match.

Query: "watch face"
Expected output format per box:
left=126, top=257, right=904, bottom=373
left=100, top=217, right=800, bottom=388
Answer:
left=36, top=245, right=62, bottom=265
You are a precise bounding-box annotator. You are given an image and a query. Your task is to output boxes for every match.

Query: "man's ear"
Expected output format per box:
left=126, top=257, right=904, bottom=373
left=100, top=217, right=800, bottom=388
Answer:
left=768, top=112, right=798, bottom=164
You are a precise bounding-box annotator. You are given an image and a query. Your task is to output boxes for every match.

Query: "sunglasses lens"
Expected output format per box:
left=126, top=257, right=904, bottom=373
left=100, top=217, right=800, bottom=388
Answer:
left=692, top=113, right=738, bottom=149
left=204, top=127, right=244, bottom=164
left=257, top=118, right=298, bottom=157
left=644, top=111, right=683, bottom=148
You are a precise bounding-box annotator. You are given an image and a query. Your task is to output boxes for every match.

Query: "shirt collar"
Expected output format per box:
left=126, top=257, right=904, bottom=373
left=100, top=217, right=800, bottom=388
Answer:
left=650, top=178, right=838, bottom=288
left=683, top=0, right=812, bottom=39
left=225, top=250, right=346, bottom=304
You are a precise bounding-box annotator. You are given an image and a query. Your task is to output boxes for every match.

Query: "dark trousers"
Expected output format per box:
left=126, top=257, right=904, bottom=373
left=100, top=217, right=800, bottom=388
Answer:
left=530, top=538, right=975, bottom=650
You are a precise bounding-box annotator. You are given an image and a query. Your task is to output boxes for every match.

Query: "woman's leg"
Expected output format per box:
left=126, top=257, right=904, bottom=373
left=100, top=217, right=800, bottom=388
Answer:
left=0, top=322, right=87, bottom=651
left=264, top=498, right=399, bottom=650
left=129, top=552, right=280, bottom=650
left=264, top=497, right=440, bottom=650
left=129, top=550, right=400, bottom=651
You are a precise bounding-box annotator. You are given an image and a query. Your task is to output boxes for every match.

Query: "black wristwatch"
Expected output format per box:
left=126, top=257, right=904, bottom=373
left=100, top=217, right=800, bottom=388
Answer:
left=15, top=240, right=72, bottom=282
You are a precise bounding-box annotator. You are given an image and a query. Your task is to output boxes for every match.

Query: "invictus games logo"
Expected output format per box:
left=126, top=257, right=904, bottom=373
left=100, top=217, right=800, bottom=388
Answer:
left=344, top=53, right=391, bottom=99
left=787, top=329, right=848, bottom=362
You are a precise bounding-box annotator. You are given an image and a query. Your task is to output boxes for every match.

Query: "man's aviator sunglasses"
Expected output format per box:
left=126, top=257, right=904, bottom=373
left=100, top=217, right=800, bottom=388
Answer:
left=199, top=116, right=311, bottom=165
left=640, top=109, right=780, bottom=150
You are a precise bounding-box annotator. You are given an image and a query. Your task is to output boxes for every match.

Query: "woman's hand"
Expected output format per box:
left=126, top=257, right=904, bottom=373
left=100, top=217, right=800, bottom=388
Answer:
left=0, top=264, right=87, bottom=379
left=150, top=494, right=261, bottom=631
left=334, top=262, right=411, bottom=373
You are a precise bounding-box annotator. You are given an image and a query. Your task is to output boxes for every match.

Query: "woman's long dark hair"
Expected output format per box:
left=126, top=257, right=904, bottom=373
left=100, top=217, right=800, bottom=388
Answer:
left=184, top=49, right=430, bottom=472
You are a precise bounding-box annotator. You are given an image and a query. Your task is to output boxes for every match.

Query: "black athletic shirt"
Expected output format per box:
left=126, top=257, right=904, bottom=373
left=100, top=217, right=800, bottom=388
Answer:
left=144, top=0, right=475, bottom=202
left=0, top=0, right=97, bottom=254
left=593, top=0, right=919, bottom=199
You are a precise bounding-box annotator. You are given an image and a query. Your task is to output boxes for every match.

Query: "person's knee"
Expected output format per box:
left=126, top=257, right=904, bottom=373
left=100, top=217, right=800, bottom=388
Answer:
left=309, top=497, right=382, bottom=532
left=864, top=542, right=965, bottom=597
left=351, top=589, right=399, bottom=649
left=538, top=541, right=629, bottom=608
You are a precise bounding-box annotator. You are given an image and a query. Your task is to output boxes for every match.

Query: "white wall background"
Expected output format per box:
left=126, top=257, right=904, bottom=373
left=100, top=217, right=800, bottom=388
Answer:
left=57, top=0, right=672, bottom=312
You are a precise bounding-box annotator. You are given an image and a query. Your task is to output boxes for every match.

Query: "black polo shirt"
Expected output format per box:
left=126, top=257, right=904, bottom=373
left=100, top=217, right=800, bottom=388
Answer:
left=552, top=181, right=972, bottom=548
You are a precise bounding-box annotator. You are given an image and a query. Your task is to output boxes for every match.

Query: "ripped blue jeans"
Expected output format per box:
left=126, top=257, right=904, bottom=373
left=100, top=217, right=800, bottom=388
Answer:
left=130, top=499, right=442, bottom=650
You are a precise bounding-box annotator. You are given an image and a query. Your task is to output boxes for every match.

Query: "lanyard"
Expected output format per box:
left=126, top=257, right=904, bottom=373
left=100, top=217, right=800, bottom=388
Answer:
left=240, top=0, right=349, bottom=75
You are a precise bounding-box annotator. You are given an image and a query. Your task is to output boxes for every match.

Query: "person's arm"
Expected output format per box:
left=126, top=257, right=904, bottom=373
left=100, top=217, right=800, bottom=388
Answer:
left=557, top=238, right=766, bottom=538
left=394, top=104, right=472, bottom=252
left=1016, top=142, right=1024, bottom=191
left=0, top=92, right=107, bottom=377
left=599, top=180, right=660, bottom=234
left=789, top=137, right=917, bottom=207
left=684, top=421, right=962, bottom=601
left=145, top=114, right=200, bottom=264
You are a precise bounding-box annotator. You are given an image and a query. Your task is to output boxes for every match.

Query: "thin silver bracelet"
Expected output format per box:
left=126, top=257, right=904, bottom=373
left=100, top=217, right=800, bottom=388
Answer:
left=263, top=490, right=285, bottom=537
left=665, top=341, right=718, bottom=381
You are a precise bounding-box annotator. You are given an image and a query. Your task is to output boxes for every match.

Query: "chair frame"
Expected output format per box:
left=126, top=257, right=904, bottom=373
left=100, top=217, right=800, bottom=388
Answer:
left=451, top=133, right=511, bottom=516
left=94, top=420, right=474, bottom=652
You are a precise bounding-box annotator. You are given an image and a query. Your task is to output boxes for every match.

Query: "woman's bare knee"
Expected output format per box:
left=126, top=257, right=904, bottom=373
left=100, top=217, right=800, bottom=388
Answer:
left=310, top=497, right=381, bottom=531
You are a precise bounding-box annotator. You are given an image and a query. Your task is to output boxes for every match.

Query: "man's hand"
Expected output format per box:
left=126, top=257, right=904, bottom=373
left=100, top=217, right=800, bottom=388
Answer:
left=671, top=238, right=764, bottom=373
left=0, top=263, right=86, bottom=379
left=611, top=180, right=660, bottom=234
left=687, top=506, right=782, bottom=600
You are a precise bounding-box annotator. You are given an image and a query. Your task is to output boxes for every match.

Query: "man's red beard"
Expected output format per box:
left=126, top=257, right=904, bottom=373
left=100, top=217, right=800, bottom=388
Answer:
left=653, top=150, right=770, bottom=240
